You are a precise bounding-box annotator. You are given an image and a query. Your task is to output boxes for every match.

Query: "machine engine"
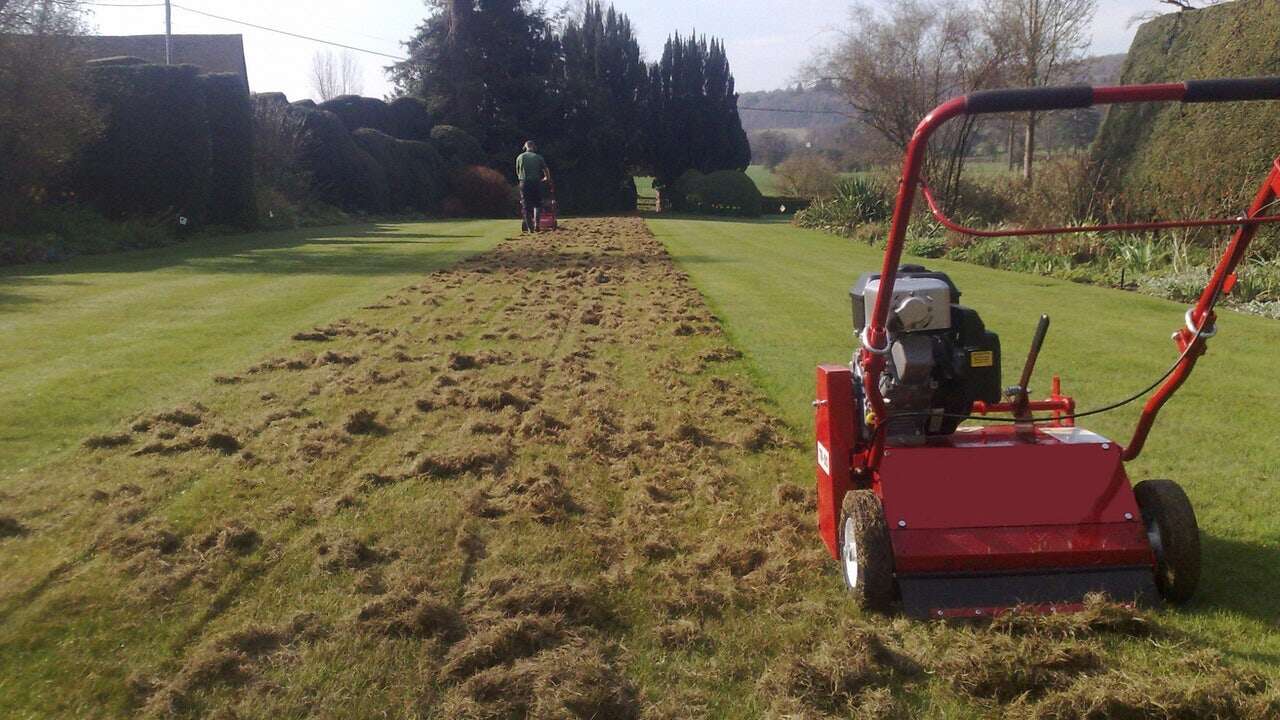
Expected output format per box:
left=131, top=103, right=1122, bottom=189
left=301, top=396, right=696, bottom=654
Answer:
left=850, top=265, right=1001, bottom=443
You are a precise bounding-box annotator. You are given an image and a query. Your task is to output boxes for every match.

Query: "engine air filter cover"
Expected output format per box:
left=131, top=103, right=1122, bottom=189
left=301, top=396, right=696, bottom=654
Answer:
left=861, top=276, right=952, bottom=333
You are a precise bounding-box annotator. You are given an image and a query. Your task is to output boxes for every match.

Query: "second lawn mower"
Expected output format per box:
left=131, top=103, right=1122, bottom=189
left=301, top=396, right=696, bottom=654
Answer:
left=815, top=77, right=1280, bottom=618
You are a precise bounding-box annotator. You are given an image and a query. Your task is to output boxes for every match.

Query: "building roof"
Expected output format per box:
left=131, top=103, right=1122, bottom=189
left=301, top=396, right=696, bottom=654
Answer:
left=71, top=34, right=248, bottom=90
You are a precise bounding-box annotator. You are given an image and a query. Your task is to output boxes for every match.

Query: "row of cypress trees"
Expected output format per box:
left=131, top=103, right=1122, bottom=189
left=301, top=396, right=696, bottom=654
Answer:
left=391, top=0, right=751, bottom=213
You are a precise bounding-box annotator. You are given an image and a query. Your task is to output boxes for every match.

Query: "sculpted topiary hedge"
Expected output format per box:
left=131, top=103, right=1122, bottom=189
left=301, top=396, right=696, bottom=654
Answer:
left=70, top=62, right=212, bottom=221
left=1092, top=0, right=1280, bottom=224
left=202, top=72, right=256, bottom=226
left=352, top=128, right=448, bottom=212
left=387, top=96, right=434, bottom=142
left=67, top=62, right=257, bottom=226
left=297, top=108, right=389, bottom=212
left=430, top=125, right=486, bottom=167
left=319, top=95, right=393, bottom=134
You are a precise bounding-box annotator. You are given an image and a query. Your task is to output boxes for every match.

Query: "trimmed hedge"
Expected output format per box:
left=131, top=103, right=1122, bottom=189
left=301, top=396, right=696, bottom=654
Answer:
left=319, top=95, right=392, bottom=134
left=399, top=139, right=449, bottom=211
left=388, top=96, right=434, bottom=142
left=65, top=62, right=256, bottom=226
left=253, top=94, right=452, bottom=215
left=1092, top=0, right=1280, bottom=223
left=553, top=160, right=637, bottom=214
left=674, top=169, right=762, bottom=216
left=70, top=62, right=212, bottom=221
left=202, top=72, right=256, bottom=226
left=254, top=92, right=289, bottom=107
left=444, top=165, right=518, bottom=218
left=352, top=128, right=448, bottom=212
left=431, top=125, right=486, bottom=167
left=297, top=109, right=390, bottom=212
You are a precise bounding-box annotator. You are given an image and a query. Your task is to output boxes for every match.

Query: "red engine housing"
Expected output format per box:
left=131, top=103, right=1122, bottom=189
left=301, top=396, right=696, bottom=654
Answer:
left=815, top=365, right=1158, bottom=618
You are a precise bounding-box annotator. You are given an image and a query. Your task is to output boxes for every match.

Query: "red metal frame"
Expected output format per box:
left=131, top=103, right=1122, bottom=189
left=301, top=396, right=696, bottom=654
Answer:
left=860, top=82, right=1280, bottom=465
left=539, top=182, right=559, bottom=231
left=919, top=180, right=1280, bottom=239
left=816, top=78, right=1280, bottom=616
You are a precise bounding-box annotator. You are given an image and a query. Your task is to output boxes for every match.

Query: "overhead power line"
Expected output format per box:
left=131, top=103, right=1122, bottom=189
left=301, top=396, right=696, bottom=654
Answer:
left=81, top=5, right=855, bottom=89
left=83, top=1, right=408, bottom=61
left=170, top=3, right=407, bottom=60
left=738, top=105, right=852, bottom=116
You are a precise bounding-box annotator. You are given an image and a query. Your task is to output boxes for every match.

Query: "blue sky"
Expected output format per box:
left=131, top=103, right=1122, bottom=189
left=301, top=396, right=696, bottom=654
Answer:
left=87, top=0, right=1172, bottom=102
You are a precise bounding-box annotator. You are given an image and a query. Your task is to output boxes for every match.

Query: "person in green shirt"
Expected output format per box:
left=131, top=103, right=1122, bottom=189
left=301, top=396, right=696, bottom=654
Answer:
left=516, top=141, right=552, bottom=232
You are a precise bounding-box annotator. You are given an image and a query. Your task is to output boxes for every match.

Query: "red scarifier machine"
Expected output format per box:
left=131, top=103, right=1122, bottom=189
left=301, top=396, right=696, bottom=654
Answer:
left=815, top=77, right=1280, bottom=618
left=537, top=182, right=559, bottom=231
left=521, top=180, right=559, bottom=232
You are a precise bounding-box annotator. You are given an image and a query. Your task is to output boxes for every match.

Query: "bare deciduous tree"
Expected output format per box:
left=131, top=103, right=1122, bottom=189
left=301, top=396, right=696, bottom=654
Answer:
left=310, top=50, right=364, bottom=101
left=983, top=0, right=1096, bottom=181
left=810, top=0, right=1006, bottom=200
left=775, top=153, right=839, bottom=198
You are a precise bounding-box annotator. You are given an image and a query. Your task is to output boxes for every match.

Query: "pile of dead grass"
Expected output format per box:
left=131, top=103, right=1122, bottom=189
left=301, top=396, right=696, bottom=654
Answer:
left=136, top=613, right=323, bottom=717
left=347, top=566, right=642, bottom=719
left=1023, top=651, right=1280, bottom=719
left=758, top=621, right=920, bottom=719
left=100, top=516, right=264, bottom=602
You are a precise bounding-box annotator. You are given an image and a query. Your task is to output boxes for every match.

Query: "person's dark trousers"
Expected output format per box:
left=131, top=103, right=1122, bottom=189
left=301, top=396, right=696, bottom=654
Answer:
left=520, top=180, right=542, bottom=232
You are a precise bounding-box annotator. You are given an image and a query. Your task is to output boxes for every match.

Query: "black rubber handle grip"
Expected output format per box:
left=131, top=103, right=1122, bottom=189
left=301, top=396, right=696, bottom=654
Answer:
left=1017, top=314, right=1051, bottom=391
left=965, top=85, right=1093, bottom=114
left=1184, top=77, right=1280, bottom=103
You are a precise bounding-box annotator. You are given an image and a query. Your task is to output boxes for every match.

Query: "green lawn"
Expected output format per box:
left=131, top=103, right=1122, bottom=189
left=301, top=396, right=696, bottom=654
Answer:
left=650, top=216, right=1280, bottom=670
left=635, top=166, right=784, bottom=201
left=3, top=213, right=1279, bottom=716
left=634, top=175, right=657, bottom=201
left=0, top=220, right=511, bottom=483
left=745, top=164, right=783, bottom=195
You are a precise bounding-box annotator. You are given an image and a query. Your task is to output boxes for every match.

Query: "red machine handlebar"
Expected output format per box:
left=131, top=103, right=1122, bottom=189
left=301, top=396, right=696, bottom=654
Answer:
left=958, top=77, right=1280, bottom=115
left=860, top=78, right=1280, bottom=465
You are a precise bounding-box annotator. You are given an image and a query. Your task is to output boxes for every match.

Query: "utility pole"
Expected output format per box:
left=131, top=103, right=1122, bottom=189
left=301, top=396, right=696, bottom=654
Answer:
left=164, top=0, right=172, bottom=65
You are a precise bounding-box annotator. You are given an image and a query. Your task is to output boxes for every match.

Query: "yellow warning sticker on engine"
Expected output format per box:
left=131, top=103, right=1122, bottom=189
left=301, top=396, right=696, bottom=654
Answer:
left=970, top=350, right=994, bottom=368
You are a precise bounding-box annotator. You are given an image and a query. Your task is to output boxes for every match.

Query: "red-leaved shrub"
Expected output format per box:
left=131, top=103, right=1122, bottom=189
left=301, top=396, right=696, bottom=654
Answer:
left=443, top=165, right=517, bottom=218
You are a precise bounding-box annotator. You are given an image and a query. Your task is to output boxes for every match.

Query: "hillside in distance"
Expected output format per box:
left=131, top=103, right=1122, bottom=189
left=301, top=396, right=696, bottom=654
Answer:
left=739, top=54, right=1126, bottom=134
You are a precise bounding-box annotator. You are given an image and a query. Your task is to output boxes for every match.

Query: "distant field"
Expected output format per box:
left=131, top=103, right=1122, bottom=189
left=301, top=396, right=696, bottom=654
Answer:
left=635, top=166, right=785, bottom=202
left=745, top=165, right=783, bottom=195
left=0, top=220, right=512, bottom=480
left=634, top=175, right=657, bottom=201
left=634, top=167, right=782, bottom=199
left=636, top=155, right=1056, bottom=205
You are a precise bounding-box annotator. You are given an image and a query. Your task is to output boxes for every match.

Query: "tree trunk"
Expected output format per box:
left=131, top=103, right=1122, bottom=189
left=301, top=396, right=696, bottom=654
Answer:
left=1007, top=118, right=1016, bottom=171
left=1023, top=110, right=1037, bottom=183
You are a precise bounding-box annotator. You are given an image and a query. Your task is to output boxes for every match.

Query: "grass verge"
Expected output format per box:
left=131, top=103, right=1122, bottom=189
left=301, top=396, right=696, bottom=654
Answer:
left=0, top=220, right=512, bottom=480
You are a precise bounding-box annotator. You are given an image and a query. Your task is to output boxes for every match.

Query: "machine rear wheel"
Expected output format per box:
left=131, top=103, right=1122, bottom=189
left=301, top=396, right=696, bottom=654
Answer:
left=1134, top=479, right=1201, bottom=604
left=839, top=490, right=895, bottom=612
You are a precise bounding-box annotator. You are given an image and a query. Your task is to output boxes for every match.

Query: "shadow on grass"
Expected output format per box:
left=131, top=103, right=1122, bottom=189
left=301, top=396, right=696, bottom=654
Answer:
left=660, top=253, right=732, bottom=266
left=1193, top=533, right=1280, bottom=624
left=0, top=221, right=509, bottom=309
left=0, top=276, right=90, bottom=309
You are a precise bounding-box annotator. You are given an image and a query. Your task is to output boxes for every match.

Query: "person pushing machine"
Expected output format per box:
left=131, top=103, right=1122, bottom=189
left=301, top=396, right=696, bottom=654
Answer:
left=517, top=141, right=552, bottom=233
